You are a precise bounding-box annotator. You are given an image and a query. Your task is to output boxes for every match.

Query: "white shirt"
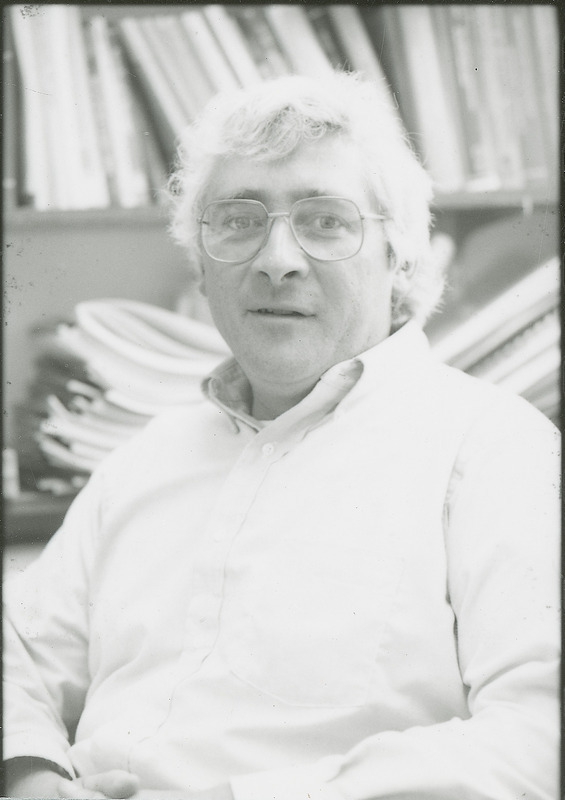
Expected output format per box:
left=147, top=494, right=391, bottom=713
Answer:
left=4, top=322, right=560, bottom=800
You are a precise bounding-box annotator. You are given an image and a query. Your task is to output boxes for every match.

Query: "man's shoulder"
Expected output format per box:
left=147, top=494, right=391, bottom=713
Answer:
left=430, top=360, right=559, bottom=444
left=97, top=398, right=237, bottom=475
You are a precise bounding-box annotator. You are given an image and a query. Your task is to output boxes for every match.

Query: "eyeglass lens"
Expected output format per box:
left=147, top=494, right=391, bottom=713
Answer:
left=201, top=197, right=365, bottom=263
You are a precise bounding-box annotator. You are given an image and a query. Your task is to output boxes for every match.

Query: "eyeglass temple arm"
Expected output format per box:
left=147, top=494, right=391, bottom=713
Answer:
left=361, top=212, right=389, bottom=221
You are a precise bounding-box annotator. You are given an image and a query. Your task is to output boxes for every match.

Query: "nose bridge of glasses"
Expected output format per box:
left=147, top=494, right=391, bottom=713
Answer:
left=262, top=210, right=303, bottom=255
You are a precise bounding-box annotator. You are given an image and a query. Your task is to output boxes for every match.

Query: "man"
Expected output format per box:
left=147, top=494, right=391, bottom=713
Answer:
left=4, top=72, right=560, bottom=799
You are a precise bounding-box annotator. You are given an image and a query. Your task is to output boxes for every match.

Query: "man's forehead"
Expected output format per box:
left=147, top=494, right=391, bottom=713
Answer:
left=203, top=139, right=374, bottom=206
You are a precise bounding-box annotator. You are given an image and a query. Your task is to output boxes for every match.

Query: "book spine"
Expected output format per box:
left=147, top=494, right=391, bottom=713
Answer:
left=153, top=14, right=215, bottom=112
left=117, top=17, right=188, bottom=158
left=66, top=7, right=111, bottom=209
left=127, top=82, right=169, bottom=205
left=472, top=6, right=525, bottom=190
left=139, top=17, right=201, bottom=121
left=529, top=6, right=558, bottom=170
left=364, top=7, right=412, bottom=138
left=393, top=6, right=467, bottom=192
left=327, top=6, right=399, bottom=121
left=434, top=7, right=499, bottom=192
left=3, top=16, right=19, bottom=208
left=327, top=6, right=385, bottom=83
left=503, top=7, right=549, bottom=185
left=83, top=17, right=120, bottom=206
left=88, top=16, right=151, bottom=208
left=180, top=10, right=240, bottom=93
left=9, top=6, right=56, bottom=209
left=45, top=6, right=87, bottom=209
left=201, top=5, right=262, bottom=87
left=263, top=5, right=333, bottom=78
left=229, top=7, right=290, bottom=79
left=304, top=7, right=345, bottom=69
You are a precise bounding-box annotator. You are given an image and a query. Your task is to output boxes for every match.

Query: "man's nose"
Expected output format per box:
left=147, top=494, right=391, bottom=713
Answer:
left=250, top=217, right=310, bottom=283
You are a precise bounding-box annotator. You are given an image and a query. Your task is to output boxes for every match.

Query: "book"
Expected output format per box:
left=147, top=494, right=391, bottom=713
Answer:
left=180, top=9, right=240, bottom=93
left=436, top=6, right=500, bottom=192
left=201, top=5, right=263, bottom=87
left=472, top=6, right=525, bottom=189
left=503, top=7, right=549, bottom=185
left=3, top=15, right=20, bottom=208
left=127, top=84, right=169, bottom=203
left=87, top=15, right=151, bottom=208
left=364, top=7, right=413, bottom=143
left=65, top=6, right=110, bottom=209
left=529, top=5, right=559, bottom=171
left=153, top=14, right=216, bottom=112
left=118, top=16, right=189, bottom=159
left=327, top=6, right=400, bottom=122
left=327, top=6, right=385, bottom=81
left=389, top=6, right=467, bottom=192
left=9, top=5, right=57, bottom=208
left=138, top=16, right=201, bottom=122
left=304, top=7, right=345, bottom=69
left=230, top=6, right=290, bottom=79
left=263, top=5, right=333, bottom=78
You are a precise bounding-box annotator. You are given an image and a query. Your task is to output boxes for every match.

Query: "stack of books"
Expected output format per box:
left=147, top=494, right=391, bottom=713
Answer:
left=366, top=5, right=558, bottom=194
left=16, top=300, right=229, bottom=481
left=430, top=256, right=560, bottom=426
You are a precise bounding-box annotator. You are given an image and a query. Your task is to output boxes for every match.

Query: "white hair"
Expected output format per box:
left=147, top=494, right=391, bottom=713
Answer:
left=166, top=71, right=445, bottom=327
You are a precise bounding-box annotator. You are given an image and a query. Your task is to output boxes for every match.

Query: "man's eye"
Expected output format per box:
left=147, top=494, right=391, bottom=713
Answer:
left=223, top=214, right=265, bottom=232
left=225, top=215, right=253, bottom=230
left=312, top=214, right=347, bottom=232
left=317, top=214, right=343, bottom=231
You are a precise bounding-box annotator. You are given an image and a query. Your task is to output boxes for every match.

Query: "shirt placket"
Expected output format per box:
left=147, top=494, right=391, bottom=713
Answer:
left=178, top=427, right=289, bottom=677
left=174, top=367, right=362, bottom=680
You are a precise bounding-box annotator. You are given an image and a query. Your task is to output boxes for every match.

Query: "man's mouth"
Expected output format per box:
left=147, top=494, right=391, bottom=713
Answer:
left=255, top=308, right=306, bottom=317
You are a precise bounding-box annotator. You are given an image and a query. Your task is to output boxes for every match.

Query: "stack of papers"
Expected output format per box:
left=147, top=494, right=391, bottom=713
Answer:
left=35, top=299, right=229, bottom=473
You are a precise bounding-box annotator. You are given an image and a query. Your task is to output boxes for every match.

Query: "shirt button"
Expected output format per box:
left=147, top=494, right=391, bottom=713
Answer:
left=261, top=442, right=276, bottom=457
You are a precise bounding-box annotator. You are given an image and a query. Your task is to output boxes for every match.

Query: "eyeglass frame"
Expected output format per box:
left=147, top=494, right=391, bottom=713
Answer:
left=197, top=196, right=389, bottom=265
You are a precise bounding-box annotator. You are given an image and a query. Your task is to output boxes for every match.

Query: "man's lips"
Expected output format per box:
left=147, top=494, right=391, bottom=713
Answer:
left=250, top=307, right=312, bottom=317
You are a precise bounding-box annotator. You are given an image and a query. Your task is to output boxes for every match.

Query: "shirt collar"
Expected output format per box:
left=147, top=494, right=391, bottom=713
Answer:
left=202, top=321, right=430, bottom=431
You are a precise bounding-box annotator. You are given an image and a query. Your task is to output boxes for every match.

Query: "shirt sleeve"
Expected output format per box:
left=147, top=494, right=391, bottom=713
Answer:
left=230, top=397, right=561, bottom=800
left=3, top=468, right=105, bottom=777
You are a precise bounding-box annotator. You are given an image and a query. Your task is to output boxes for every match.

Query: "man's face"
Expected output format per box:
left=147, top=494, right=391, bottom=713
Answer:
left=200, top=136, right=398, bottom=415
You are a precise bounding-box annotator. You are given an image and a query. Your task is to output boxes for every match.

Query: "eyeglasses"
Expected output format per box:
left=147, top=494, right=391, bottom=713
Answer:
left=198, top=196, right=388, bottom=264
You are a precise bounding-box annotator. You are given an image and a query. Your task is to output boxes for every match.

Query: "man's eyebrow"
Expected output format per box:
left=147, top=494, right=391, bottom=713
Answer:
left=222, top=189, right=336, bottom=202
left=226, top=190, right=263, bottom=200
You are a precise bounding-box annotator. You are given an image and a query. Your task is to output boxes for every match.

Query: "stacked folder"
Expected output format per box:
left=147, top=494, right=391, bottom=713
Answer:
left=27, top=299, right=229, bottom=475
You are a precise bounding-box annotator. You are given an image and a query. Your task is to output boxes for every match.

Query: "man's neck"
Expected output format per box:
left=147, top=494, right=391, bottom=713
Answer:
left=251, top=382, right=317, bottom=420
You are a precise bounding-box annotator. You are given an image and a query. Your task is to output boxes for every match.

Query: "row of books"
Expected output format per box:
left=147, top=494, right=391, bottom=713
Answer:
left=6, top=3, right=393, bottom=211
left=369, top=4, right=558, bottom=193
left=7, top=5, right=167, bottom=210
left=6, top=4, right=558, bottom=211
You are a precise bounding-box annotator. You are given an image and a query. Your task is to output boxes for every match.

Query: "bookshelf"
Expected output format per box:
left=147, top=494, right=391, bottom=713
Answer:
left=3, top=4, right=559, bottom=544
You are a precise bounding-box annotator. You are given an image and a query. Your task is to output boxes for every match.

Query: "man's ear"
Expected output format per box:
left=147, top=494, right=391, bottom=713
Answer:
left=390, top=251, right=415, bottom=297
